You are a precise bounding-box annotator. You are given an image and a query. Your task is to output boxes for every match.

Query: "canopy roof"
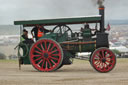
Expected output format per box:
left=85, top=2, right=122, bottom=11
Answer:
left=14, top=15, right=101, bottom=27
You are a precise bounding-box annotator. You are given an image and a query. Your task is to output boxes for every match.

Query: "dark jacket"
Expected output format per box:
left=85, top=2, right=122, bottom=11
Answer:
left=31, top=26, right=50, bottom=40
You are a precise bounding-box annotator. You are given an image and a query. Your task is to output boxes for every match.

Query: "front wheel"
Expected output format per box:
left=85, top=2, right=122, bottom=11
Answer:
left=90, top=47, right=116, bottom=73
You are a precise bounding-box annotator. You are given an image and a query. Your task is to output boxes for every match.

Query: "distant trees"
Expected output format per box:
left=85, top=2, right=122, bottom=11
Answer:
left=0, top=53, right=6, bottom=59
left=8, top=55, right=18, bottom=60
left=0, top=52, right=18, bottom=60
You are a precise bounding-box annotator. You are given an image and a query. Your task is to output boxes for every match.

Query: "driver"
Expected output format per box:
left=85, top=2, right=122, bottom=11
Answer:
left=83, top=23, right=96, bottom=36
left=84, top=23, right=90, bottom=29
left=31, top=25, right=51, bottom=41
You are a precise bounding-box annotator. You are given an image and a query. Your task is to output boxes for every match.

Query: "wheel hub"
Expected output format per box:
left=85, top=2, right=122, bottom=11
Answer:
left=44, top=53, right=49, bottom=58
left=102, top=58, right=106, bottom=63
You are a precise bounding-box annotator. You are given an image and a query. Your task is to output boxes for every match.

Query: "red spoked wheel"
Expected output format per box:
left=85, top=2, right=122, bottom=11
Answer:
left=91, top=47, right=116, bottom=73
left=29, top=39, right=63, bottom=72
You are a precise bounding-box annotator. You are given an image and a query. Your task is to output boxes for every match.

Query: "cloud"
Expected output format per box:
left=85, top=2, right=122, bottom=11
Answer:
left=0, top=0, right=128, bottom=25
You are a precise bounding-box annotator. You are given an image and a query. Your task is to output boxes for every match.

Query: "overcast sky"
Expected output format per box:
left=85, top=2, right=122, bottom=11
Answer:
left=0, top=0, right=128, bottom=25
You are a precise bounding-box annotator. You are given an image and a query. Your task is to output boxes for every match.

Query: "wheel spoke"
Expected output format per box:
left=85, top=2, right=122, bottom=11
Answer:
left=106, top=58, right=110, bottom=61
left=105, top=62, right=108, bottom=66
left=99, top=62, right=102, bottom=67
left=44, top=41, right=47, bottom=50
left=50, top=50, right=57, bottom=54
left=34, top=51, right=42, bottom=54
left=96, top=61, right=101, bottom=67
left=95, top=60, right=100, bottom=65
left=101, top=62, right=104, bottom=69
left=109, top=58, right=115, bottom=61
left=105, top=62, right=110, bottom=69
left=49, top=45, right=55, bottom=51
left=106, top=60, right=112, bottom=65
left=45, top=61, right=48, bottom=70
left=50, top=56, right=59, bottom=60
left=40, top=43, right=45, bottom=51
left=99, top=62, right=102, bottom=68
left=104, top=51, right=109, bottom=57
left=106, top=54, right=112, bottom=58
left=35, top=46, right=42, bottom=52
left=41, top=59, right=45, bottom=69
left=34, top=57, right=42, bottom=62
left=102, top=63, right=106, bottom=70
left=47, top=59, right=52, bottom=68
left=51, top=59, right=56, bottom=65
left=47, top=43, right=51, bottom=51
left=51, top=54, right=59, bottom=56
left=102, top=50, right=105, bottom=58
left=97, top=53, right=102, bottom=58
left=104, top=63, right=108, bottom=68
left=37, top=60, right=43, bottom=65
left=32, top=54, right=41, bottom=58
left=94, top=55, right=100, bottom=59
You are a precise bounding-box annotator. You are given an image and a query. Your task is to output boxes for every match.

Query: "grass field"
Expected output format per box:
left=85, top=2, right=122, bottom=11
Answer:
left=0, top=58, right=128, bottom=85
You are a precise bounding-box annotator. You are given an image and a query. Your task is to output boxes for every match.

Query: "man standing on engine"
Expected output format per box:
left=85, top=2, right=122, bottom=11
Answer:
left=31, top=25, right=51, bottom=41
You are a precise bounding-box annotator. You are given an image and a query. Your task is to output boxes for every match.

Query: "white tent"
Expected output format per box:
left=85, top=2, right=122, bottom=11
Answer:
left=110, top=45, right=128, bottom=53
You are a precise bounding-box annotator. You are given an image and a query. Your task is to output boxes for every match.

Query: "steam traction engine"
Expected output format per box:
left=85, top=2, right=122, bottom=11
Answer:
left=14, top=6, right=116, bottom=73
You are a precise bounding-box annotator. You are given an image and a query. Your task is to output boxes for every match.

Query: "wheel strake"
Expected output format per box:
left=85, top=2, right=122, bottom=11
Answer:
left=30, top=39, right=63, bottom=72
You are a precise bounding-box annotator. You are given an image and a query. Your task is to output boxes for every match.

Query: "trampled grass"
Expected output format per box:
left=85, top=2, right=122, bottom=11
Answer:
left=0, top=59, right=18, bottom=64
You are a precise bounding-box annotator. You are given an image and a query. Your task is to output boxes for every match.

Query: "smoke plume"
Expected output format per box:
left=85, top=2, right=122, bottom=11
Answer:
left=97, top=0, right=105, bottom=7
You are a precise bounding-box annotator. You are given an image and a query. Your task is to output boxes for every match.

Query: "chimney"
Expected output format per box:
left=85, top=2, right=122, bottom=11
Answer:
left=99, top=5, right=105, bottom=33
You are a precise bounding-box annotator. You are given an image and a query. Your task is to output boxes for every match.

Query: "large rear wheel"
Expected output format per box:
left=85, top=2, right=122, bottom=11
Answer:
left=29, top=39, right=63, bottom=72
left=91, top=47, right=116, bottom=73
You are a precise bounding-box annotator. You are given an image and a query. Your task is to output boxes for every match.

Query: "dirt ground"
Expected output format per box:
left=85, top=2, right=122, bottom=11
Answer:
left=0, top=59, right=128, bottom=85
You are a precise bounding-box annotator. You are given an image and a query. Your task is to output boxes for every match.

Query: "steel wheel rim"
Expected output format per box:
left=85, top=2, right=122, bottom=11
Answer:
left=30, top=39, right=63, bottom=72
left=91, top=47, right=116, bottom=72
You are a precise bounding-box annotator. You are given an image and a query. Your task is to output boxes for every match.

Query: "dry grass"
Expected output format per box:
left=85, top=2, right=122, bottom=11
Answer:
left=0, top=58, right=128, bottom=85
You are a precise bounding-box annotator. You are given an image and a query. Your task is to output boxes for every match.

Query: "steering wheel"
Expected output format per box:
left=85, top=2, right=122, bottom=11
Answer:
left=52, top=25, right=73, bottom=37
